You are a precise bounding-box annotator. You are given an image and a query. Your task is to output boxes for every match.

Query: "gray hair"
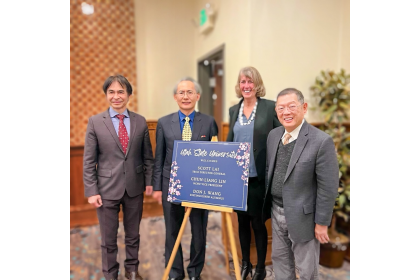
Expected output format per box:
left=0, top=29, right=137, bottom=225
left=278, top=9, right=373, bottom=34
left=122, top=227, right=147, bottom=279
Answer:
left=173, top=77, right=202, bottom=95
left=276, top=88, right=305, bottom=104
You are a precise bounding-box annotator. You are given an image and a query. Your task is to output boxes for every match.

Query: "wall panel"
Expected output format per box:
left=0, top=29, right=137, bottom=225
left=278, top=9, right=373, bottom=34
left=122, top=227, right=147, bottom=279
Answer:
left=70, top=0, right=138, bottom=146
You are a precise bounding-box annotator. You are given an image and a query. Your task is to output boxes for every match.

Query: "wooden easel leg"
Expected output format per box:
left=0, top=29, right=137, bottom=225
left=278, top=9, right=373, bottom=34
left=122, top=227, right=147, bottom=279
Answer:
left=161, top=207, right=192, bottom=280
left=221, top=212, right=230, bottom=275
left=225, top=212, right=241, bottom=280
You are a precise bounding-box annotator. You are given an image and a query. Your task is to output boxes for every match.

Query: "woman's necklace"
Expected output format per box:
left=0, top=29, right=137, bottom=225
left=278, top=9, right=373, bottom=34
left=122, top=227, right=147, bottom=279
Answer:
left=239, top=100, right=258, bottom=126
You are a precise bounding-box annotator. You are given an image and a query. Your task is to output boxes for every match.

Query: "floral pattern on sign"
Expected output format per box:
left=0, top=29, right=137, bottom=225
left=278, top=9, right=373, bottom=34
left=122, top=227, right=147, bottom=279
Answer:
left=169, top=143, right=251, bottom=202
left=167, top=161, right=182, bottom=202
left=236, top=142, right=251, bottom=185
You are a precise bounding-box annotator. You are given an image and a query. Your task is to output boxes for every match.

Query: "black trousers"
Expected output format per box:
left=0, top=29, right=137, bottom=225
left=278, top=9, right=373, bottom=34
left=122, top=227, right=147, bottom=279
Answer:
left=237, top=177, right=268, bottom=269
left=97, top=191, right=144, bottom=280
left=162, top=176, right=208, bottom=278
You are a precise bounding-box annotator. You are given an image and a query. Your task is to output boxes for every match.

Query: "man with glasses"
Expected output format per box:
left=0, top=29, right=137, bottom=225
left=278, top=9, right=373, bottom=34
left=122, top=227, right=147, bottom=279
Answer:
left=262, top=88, right=339, bottom=280
left=152, top=77, right=218, bottom=280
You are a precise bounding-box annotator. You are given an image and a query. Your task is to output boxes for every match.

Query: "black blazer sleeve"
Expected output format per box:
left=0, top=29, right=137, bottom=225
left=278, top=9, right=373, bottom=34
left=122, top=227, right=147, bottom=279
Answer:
left=211, top=118, right=219, bottom=138
left=226, top=104, right=239, bottom=142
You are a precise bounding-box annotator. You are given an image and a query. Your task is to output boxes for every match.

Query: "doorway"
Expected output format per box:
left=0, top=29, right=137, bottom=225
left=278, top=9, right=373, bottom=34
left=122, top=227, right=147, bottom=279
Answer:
left=197, top=45, right=224, bottom=140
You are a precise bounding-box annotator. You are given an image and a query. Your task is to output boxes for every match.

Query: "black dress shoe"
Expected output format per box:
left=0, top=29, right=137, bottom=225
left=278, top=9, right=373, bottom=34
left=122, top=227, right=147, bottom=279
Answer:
left=251, top=268, right=266, bottom=280
left=190, top=276, right=201, bottom=280
left=125, top=271, right=143, bottom=280
left=241, top=260, right=253, bottom=280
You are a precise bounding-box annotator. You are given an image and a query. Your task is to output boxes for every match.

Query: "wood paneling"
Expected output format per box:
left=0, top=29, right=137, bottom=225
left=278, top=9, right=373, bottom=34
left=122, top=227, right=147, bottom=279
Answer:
left=221, top=122, right=229, bottom=141
left=70, top=146, right=87, bottom=206
left=147, top=121, right=157, bottom=156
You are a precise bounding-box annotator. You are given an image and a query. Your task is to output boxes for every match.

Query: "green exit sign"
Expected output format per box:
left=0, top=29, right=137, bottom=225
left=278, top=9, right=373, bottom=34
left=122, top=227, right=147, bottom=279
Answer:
left=200, top=9, right=207, bottom=26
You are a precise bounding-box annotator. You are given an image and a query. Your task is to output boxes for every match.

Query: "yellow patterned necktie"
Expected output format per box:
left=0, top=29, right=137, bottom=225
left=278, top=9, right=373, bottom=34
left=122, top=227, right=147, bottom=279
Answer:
left=182, top=116, right=192, bottom=141
left=283, top=133, right=292, bottom=145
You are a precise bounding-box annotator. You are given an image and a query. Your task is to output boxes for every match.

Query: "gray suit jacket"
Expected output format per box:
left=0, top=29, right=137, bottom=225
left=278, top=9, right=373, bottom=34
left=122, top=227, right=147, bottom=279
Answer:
left=152, top=111, right=218, bottom=192
left=83, top=109, right=154, bottom=200
left=263, top=120, right=339, bottom=243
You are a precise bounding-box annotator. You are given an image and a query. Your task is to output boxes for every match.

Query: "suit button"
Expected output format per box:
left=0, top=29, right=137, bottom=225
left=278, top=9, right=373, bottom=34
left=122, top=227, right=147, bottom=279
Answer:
left=253, top=148, right=256, bottom=152
left=124, top=172, right=126, bottom=174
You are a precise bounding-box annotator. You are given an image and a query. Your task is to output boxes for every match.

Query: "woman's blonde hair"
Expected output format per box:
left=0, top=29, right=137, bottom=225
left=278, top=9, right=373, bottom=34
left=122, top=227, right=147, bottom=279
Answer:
left=234, top=66, right=266, bottom=98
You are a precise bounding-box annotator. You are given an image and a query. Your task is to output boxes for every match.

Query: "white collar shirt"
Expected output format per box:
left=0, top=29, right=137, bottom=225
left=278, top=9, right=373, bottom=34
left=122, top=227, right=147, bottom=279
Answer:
left=281, top=119, right=305, bottom=144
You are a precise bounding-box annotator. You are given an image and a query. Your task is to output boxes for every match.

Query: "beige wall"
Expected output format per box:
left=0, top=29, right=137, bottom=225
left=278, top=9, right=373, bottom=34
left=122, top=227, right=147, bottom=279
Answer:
left=192, top=0, right=252, bottom=121
left=248, top=0, right=350, bottom=121
left=134, top=0, right=195, bottom=120
left=135, top=0, right=350, bottom=122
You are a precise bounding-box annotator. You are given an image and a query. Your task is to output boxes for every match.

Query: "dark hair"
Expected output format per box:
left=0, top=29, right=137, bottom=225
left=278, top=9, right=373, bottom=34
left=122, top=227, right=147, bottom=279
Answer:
left=276, top=88, right=304, bottom=104
left=102, top=74, right=133, bottom=95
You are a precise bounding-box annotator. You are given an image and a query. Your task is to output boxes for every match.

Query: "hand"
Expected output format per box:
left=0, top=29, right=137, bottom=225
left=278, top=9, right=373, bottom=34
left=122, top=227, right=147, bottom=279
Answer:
left=315, top=224, right=329, bottom=244
left=145, top=186, right=153, bottom=196
left=152, top=191, right=162, bottom=204
left=88, top=194, right=102, bottom=208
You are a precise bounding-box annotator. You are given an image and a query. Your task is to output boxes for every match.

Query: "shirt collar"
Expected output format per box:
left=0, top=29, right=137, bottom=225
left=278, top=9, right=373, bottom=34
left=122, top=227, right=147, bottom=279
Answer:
left=109, top=107, right=129, bottom=118
left=178, top=110, right=195, bottom=122
left=281, top=119, right=305, bottom=142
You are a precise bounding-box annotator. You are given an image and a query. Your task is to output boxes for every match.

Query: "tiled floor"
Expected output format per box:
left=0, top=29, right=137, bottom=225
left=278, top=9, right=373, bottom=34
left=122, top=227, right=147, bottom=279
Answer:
left=70, top=212, right=349, bottom=280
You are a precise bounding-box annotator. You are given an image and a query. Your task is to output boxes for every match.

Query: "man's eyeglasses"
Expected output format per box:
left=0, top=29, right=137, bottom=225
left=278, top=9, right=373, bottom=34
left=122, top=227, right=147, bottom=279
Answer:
left=275, top=103, right=303, bottom=113
left=177, top=90, right=196, bottom=97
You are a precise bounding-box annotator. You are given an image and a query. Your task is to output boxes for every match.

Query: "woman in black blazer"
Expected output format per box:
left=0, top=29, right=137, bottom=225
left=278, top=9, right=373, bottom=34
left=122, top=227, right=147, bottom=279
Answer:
left=227, top=66, right=281, bottom=280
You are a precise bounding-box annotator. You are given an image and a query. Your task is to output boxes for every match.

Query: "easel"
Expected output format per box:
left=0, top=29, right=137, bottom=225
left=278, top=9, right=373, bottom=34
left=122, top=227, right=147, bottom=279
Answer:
left=161, top=136, right=242, bottom=280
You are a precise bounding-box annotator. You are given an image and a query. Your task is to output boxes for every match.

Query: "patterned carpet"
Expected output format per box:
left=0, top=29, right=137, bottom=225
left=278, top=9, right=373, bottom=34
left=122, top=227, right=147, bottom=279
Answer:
left=70, top=212, right=350, bottom=280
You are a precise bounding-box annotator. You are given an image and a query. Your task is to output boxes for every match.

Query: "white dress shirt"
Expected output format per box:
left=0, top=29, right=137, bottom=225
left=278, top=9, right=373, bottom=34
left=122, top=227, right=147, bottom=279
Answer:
left=281, top=119, right=305, bottom=144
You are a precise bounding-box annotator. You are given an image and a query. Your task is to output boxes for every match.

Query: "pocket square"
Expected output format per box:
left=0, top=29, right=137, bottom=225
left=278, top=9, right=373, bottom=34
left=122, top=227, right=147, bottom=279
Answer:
left=201, top=135, right=206, bottom=138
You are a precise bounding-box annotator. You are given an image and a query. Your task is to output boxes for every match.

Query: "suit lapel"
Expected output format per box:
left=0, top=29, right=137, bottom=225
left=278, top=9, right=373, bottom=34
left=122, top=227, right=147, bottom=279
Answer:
left=170, top=113, right=182, bottom=140
left=125, top=110, right=137, bottom=156
left=268, top=126, right=284, bottom=187
left=284, top=121, right=309, bottom=183
left=191, top=112, right=202, bottom=141
left=102, top=110, right=124, bottom=154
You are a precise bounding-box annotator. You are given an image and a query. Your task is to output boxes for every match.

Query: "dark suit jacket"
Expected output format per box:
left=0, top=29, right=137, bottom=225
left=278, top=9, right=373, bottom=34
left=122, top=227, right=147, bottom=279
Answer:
left=152, top=111, right=218, bottom=192
left=83, top=109, right=154, bottom=200
left=227, top=98, right=281, bottom=215
left=263, top=120, right=339, bottom=243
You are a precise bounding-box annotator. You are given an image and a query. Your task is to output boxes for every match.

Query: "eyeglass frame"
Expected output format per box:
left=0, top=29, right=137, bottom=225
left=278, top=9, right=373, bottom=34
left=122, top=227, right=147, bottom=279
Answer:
left=275, top=102, right=304, bottom=113
left=176, top=90, right=197, bottom=97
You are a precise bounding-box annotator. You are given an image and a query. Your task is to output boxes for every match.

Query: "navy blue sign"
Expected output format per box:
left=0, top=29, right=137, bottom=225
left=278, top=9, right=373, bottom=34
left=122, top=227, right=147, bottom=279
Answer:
left=168, top=141, right=251, bottom=211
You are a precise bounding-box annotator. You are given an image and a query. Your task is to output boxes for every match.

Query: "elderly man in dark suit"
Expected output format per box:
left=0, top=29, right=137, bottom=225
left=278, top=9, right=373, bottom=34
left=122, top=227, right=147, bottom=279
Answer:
left=83, top=74, right=154, bottom=280
left=263, top=88, right=339, bottom=280
left=152, top=77, right=218, bottom=280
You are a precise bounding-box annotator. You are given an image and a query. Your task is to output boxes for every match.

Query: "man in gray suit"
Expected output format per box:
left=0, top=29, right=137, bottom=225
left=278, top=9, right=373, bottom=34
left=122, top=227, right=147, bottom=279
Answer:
left=152, top=77, right=218, bottom=280
left=83, top=74, right=154, bottom=280
left=263, top=88, right=339, bottom=280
